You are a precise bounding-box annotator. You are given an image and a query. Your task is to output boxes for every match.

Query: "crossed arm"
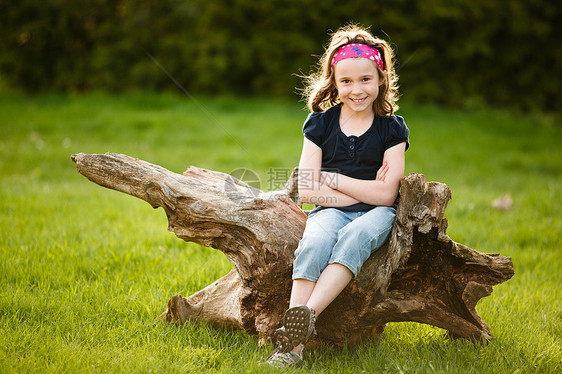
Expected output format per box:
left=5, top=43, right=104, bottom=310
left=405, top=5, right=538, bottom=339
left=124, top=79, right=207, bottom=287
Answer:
left=297, top=138, right=406, bottom=207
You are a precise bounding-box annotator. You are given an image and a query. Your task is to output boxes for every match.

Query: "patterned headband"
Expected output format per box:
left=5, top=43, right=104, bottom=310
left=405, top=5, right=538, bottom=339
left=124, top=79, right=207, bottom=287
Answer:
left=331, top=43, right=384, bottom=71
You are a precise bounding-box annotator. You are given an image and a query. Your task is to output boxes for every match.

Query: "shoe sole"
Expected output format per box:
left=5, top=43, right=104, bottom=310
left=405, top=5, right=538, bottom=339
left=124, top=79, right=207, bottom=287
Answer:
left=273, top=305, right=315, bottom=352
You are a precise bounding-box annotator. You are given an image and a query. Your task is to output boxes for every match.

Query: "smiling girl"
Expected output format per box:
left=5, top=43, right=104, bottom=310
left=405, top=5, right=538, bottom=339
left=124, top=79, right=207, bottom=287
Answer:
left=266, top=24, right=409, bottom=368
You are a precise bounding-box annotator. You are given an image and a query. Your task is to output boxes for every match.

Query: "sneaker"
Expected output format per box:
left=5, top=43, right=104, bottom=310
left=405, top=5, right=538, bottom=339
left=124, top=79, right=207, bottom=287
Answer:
left=272, top=305, right=316, bottom=353
left=266, top=348, right=303, bottom=368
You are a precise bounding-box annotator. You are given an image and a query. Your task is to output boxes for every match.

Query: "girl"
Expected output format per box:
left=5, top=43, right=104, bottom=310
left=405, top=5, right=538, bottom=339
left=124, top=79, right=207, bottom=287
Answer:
left=267, top=24, right=409, bottom=368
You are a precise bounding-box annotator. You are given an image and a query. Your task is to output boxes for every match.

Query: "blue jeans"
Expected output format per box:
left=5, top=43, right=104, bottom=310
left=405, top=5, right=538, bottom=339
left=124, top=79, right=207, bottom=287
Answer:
left=292, top=206, right=396, bottom=281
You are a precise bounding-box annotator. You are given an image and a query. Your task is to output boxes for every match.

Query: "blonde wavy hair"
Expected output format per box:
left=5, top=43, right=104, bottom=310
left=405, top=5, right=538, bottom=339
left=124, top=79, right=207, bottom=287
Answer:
left=303, top=24, right=399, bottom=116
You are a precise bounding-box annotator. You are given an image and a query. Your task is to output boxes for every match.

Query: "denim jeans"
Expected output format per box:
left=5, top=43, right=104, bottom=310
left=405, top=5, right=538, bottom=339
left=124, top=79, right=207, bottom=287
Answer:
left=292, top=206, right=396, bottom=281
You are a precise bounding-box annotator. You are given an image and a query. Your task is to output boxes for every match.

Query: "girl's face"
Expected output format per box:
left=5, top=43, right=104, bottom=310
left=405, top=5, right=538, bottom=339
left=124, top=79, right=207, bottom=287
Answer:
left=334, top=58, right=381, bottom=116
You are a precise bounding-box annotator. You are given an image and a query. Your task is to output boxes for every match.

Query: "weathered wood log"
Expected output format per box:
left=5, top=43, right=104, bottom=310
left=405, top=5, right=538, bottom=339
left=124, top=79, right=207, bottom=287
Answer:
left=71, top=153, right=514, bottom=346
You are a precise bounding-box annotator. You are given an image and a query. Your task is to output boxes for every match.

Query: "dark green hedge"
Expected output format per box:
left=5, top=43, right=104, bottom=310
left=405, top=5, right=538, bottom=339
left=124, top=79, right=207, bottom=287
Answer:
left=1, top=0, right=559, bottom=112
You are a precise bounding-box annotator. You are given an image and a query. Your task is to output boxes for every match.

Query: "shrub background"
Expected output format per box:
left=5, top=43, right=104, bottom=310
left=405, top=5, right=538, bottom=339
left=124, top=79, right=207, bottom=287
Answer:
left=0, top=0, right=560, bottom=112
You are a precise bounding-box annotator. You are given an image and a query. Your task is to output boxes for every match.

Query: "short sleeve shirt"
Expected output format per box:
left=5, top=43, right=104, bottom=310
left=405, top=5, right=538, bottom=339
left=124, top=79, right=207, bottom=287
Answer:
left=302, top=104, right=409, bottom=211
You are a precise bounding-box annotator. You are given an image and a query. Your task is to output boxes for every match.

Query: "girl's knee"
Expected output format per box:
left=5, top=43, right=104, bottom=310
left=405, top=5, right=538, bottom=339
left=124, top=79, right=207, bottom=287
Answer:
left=293, top=237, right=332, bottom=277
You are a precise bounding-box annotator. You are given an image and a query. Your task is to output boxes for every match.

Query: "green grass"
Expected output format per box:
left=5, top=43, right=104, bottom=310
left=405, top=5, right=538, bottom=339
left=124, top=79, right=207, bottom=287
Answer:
left=1, top=90, right=561, bottom=373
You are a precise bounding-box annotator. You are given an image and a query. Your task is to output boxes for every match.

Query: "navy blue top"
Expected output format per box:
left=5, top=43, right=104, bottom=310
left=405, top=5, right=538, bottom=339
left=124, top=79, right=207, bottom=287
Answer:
left=302, top=104, right=409, bottom=211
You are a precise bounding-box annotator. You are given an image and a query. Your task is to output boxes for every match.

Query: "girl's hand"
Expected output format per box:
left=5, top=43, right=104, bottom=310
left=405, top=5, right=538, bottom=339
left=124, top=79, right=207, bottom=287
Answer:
left=376, top=162, right=389, bottom=182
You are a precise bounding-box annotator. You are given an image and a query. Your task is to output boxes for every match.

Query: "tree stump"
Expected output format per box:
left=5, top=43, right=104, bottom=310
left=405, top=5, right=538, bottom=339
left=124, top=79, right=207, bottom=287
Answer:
left=71, top=153, right=514, bottom=347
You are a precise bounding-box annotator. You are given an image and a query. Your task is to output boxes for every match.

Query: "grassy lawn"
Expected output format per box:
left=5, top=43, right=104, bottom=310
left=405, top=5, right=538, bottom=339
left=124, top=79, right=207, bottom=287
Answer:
left=1, top=90, right=560, bottom=373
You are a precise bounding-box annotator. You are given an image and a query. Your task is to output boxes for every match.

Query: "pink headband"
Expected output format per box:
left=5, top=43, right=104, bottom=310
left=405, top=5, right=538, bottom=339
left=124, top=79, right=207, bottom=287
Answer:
left=331, top=43, right=384, bottom=71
